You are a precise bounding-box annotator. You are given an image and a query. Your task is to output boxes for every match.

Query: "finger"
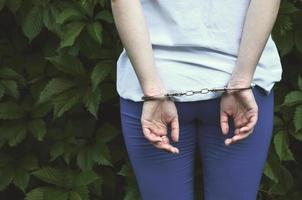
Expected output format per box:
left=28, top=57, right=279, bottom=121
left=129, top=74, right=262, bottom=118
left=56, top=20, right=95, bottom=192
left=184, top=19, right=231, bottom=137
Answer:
left=170, top=116, right=179, bottom=142
left=141, top=119, right=167, bottom=137
left=234, top=112, right=248, bottom=130
left=225, top=130, right=253, bottom=146
left=152, top=137, right=179, bottom=154
left=239, top=114, right=258, bottom=133
left=142, top=127, right=163, bottom=143
left=233, top=112, right=249, bottom=135
left=155, top=142, right=179, bottom=154
left=220, top=110, right=229, bottom=135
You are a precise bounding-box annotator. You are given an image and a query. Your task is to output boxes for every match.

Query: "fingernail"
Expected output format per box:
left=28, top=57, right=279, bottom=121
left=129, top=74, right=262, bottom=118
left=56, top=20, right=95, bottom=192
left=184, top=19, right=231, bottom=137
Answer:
left=225, top=139, right=231, bottom=146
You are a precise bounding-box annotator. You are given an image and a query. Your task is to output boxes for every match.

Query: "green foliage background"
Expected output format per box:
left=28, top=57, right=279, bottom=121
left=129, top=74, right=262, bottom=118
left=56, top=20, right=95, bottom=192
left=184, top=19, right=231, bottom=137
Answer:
left=0, top=0, right=301, bottom=199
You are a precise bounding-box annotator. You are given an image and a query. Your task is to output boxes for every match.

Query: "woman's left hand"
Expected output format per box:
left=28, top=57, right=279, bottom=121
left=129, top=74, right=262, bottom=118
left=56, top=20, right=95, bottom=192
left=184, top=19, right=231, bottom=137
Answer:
left=220, top=83, right=258, bottom=146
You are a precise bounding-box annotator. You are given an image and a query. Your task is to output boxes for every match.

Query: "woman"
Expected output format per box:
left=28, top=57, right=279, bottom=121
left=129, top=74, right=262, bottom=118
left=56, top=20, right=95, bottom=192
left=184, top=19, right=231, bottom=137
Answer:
left=111, top=0, right=282, bottom=199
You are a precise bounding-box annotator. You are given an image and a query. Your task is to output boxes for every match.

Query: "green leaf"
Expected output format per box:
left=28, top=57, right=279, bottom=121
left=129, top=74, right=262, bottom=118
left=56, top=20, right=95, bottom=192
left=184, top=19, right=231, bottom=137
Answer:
left=99, top=0, right=106, bottom=7
left=60, top=21, right=86, bottom=48
left=68, top=191, right=82, bottom=200
left=38, top=78, right=77, bottom=104
left=53, top=88, right=82, bottom=118
left=290, top=129, right=302, bottom=141
left=0, top=80, right=19, bottom=99
left=0, top=123, right=27, bottom=146
left=44, top=187, right=69, bottom=200
left=26, top=187, right=69, bottom=200
left=42, top=4, right=63, bottom=36
left=86, top=22, right=103, bottom=45
left=282, top=90, right=302, bottom=107
left=89, top=177, right=103, bottom=197
left=273, top=130, right=295, bottom=161
left=0, top=67, right=25, bottom=82
left=96, top=122, right=119, bottom=143
left=275, top=29, right=295, bottom=57
left=0, top=82, right=6, bottom=100
left=13, top=168, right=30, bottom=193
left=6, top=0, right=22, bottom=13
left=263, top=161, right=278, bottom=183
left=25, top=187, right=44, bottom=200
left=91, top=142, right=113, bottom=167
left=7, top=123, right=27, bottom=147
left=0, top=102, right=25, bottom=119
left=91, top=62, right=112, bottom=91
left=95, top=10, right=114, bottom=23
left=73, top=186, right=89, bottom=200
left=63, top=148, right=73, bottom=166
left=45, top=54, right=86, bottom=78
left=0, top=0, right=6, bottom=11
left=117, top=163, right=131, bottom=177
left=31, top=102, right=53, bottom=118
left=294, top=30, right=302, bottom=53
left=0, top=167, right=14, bottom=191
left=124, top=186, right=140, bottom=200
left=50, top=142, right=65, bottom=161
left=298, top=75, right=302, bottom=91
left=28, top=119, right=47, bottom=141
left=32, top=167, right=65, bottom=187
left=78, top=0, right=97, bottom=17
left=75, top=186, right=89, bottom=200
left=279, top=1, right=299, bottom=14
left=274, top=15, right=293, bottom=36
left=22, top=6, right=44, bottom=41
left=293, top=105, right=302, bottom=132
left=19, top=155, right=39, bottom=171
left=56, top=8, right=85, bottom=24
left=77, top=147, right=94, bottom=171
left=74, top=170, right=99, bottom=187
left=268, top=165, right=294, bottom=195
left=83, top=87, right=101, bottom=118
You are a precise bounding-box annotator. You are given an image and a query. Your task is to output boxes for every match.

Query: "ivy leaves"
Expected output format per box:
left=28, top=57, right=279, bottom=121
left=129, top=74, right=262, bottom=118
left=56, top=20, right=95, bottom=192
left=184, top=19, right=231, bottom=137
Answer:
left=0, top=1, right=122, bottom=199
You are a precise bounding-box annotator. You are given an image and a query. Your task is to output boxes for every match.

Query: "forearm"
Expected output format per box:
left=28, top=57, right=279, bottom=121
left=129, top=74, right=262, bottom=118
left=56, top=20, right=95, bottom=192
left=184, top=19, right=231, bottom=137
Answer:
left=228, top=0, right=281, bottom=87
left=111, top=0, right=166, bottom=96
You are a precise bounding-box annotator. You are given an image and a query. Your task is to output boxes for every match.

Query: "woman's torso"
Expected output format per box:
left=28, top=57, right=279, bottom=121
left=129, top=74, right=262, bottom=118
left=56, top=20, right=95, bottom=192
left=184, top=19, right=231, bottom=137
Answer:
left=116, top=0, right=283, bottom=102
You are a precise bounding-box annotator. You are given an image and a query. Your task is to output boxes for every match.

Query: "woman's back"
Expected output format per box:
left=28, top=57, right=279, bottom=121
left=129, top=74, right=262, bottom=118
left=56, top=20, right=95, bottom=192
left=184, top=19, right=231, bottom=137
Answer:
left=116, top=0, right=283, bottom=102
left=113, top=1, right=282, bottom=199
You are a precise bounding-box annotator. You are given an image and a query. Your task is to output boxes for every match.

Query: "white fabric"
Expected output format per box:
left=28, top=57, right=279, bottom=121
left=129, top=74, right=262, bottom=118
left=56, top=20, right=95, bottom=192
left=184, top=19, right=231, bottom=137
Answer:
left=116, top=0, right=283, bottom=102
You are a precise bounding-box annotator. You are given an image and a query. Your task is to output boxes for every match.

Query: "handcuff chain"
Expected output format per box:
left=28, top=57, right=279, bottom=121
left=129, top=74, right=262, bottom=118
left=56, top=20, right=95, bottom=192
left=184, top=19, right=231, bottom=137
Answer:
left=163, top=82, right=256, bottom=97
left=141, top=83, right=256, bottom=101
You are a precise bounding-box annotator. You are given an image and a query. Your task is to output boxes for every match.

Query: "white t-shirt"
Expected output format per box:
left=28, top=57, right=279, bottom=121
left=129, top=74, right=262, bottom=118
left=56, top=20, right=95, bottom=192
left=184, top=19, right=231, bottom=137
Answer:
left=115, top=0, right=283, bottom=102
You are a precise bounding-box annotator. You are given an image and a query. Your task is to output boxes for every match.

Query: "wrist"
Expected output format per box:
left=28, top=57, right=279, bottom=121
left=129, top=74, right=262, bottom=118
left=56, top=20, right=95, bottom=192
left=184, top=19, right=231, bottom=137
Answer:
left=226, top=78, right=254, bottom=95
left=142, top=83, right=167, bottom=97
left=227, top=77, right=253, bottom=88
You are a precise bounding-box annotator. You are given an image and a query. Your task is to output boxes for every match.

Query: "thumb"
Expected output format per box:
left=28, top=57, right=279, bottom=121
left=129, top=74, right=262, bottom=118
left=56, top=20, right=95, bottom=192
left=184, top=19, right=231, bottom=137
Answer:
left=170, top=115, right=179, bottom=142
left=220, top=110, right=229, bottom=135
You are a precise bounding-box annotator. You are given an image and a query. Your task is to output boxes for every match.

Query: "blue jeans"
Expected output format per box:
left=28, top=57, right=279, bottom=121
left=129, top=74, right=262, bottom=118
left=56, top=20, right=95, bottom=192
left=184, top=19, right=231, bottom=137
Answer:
left=119, top=85, right=274, bottom=200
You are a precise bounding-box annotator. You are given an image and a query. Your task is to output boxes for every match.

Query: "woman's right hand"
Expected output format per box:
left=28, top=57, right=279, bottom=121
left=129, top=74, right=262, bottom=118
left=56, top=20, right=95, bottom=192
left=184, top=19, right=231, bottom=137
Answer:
left=141, top=98, right=180, bottom=154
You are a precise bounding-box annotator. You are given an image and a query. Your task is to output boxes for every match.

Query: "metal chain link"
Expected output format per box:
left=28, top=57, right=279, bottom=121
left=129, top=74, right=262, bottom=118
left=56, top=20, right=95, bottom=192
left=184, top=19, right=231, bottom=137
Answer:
left=141, top=82, right=256, bottom=101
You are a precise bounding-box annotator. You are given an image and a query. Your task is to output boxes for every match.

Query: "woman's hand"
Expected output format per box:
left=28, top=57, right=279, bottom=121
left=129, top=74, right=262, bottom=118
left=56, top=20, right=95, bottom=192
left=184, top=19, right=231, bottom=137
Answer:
left=141, top=98, right=180, bottom=154
left=220, top=83, right=258, bottom=146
